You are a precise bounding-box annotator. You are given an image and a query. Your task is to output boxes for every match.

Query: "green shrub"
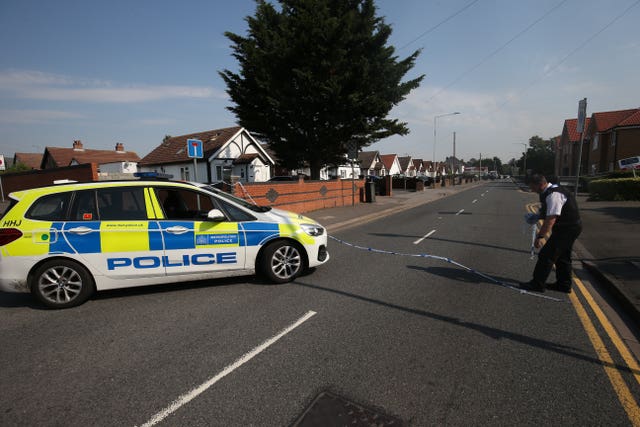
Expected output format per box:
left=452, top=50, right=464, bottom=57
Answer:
left=588, top=177, right=640, bottom=201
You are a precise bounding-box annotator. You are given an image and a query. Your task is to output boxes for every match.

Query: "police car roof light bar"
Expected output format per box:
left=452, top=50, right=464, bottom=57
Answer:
left=134, top=172, right=174, bottom=180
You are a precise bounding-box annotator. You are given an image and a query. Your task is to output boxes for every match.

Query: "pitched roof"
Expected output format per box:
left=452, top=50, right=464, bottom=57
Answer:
left=618, top=109, right=640, bottom=127
left=398, top=156, right=412, bottom=171
left=379, top=154, right=397, bottom=171
left=357, top=151, right=379, bottom=168
left=412, top=159, right=423, bottom=170
left=14, top=153, right=43, bottom=169
left=139, top=126, right=243, bottom=166
left=590, top=108, right=639, bottom=133
left=44, top=145, right=140, bottom=168
left=563, top=117, right=591, bottom=142
left=233, top=153, right=259, bottom=165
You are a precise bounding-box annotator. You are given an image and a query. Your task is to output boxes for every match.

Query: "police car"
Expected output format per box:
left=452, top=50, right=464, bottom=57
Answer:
left=0, top=174, right=329, bottom=308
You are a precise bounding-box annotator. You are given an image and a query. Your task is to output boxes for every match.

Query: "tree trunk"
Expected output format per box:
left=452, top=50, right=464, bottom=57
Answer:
left=309, top=159, right=322, bottom=180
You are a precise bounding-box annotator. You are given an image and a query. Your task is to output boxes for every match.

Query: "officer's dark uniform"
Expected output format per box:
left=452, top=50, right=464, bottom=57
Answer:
left=531, top=185, right=582, bottom=291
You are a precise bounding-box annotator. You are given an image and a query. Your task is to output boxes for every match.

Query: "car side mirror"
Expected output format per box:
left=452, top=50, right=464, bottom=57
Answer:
left=206, top=209, right=226, bottom=221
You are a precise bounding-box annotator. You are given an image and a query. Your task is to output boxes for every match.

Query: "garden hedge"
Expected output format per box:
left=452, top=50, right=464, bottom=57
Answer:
left=588, top=177, right=640, bottom=201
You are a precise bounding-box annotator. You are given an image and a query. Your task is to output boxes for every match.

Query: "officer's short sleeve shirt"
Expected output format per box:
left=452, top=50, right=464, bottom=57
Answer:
left=544, top=184, right=567, bottom=217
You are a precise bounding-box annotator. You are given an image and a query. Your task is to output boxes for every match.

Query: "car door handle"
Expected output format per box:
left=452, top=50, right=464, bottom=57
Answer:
left=165, top=226, right=190, bottom=234
left=67, top=226, right=95, bottom=235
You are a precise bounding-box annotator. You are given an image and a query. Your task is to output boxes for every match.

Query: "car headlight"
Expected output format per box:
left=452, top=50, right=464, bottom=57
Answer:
left=300, top=223, right=324, bottom=236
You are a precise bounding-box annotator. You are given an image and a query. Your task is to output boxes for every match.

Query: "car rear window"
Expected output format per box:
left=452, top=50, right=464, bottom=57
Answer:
left=25, top=192, right=72, bottom=221
left=0, top=199, right=18, bottom=220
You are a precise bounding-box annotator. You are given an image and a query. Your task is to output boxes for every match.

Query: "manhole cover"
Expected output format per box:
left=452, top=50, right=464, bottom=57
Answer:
left=292, top=391, right=402, bottom=427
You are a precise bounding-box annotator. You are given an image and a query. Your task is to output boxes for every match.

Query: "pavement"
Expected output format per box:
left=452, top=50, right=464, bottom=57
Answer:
left=1, top=179, right=638, bottom=323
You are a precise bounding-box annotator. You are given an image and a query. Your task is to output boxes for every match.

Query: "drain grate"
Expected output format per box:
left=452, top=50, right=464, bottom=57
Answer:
left=292, top=391, right=402, bottom=427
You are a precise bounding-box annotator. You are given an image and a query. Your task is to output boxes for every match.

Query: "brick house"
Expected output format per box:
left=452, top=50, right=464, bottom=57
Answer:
left=41, top=140, right=141, bottom=177
left=585, top=108, right=640, bottom=174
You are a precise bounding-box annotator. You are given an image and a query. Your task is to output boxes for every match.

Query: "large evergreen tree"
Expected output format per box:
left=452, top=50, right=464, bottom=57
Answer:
left=220, top=0, right=424, bottom=179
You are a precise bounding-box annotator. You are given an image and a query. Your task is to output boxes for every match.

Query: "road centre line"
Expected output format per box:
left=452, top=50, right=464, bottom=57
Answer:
left=569, top=283, right=640, bottom=425
left=139, top=310, right=317, bottom=427
left=455, top=209, right=464, bottom=216
left=413, top=229, right=436, bottom=245
left=472, top=199, right=478, bottom=204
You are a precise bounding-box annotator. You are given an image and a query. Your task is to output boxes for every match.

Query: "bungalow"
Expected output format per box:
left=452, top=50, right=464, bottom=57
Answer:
left=398, top=156, right=415, bottom=177
left=358, top=151, right=385, bottom=176
left=380, top=154, right=402, bottom=176
left=13, top=153, right=43, bottom=170
left=139, top=126, right=274, bottom=183
left=326, top=155, right=361, bottom=179
left=412, top=159, right=425, bottom=176
left=41, top=140, right=141, bottom=176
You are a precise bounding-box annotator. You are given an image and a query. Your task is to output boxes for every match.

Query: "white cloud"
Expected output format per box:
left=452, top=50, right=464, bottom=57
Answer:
left=0, top=69, right=224, bottom=103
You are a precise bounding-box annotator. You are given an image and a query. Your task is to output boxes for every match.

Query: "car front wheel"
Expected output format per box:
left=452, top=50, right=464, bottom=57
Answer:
left=30, top=259, right=94, bottom=309
left=260, top=241, right=304, bottom=283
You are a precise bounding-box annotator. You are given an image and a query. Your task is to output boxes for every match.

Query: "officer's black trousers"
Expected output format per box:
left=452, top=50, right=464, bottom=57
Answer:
left=532, top=224, right=582, bottom=288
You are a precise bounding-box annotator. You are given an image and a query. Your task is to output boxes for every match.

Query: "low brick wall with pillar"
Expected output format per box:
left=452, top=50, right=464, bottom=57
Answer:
left=235, top=177, right=365, bottom=214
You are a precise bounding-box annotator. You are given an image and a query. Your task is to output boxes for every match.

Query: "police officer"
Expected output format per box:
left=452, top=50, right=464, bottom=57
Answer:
left=522, top=174, right=582, bottom=293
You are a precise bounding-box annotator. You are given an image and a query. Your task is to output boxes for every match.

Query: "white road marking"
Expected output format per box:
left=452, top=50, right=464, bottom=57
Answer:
left=455, top=209, right=465, bottom=216
left=413, top=229, right=436, bottom=245
left=139, top=310, right=317, bottom=427
left=472, top=199, right=478, bottom=204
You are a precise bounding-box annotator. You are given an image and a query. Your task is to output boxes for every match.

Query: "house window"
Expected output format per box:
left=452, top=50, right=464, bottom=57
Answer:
left=611, top=132, right=616, bottom=147
left=216, top=166, right=223, bottom=181
left=592, top=134, right=599, bottom=151
left=340, top=170, right=346, bottom=178
left=180, top=167, right=190, bottom=181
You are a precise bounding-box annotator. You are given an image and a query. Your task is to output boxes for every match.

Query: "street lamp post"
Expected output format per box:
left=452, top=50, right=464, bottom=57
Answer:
left=433, top=112, right=460, bottom=182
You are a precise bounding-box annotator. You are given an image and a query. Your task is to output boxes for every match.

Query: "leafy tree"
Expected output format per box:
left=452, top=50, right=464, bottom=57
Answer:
left=220, top=0, right=424, bottom=179
left=517, top=135, right=554, bottom=176
left=1, top=162, right=30, bottom=174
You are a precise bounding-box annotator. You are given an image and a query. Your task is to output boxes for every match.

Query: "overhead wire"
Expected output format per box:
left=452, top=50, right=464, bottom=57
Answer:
left=397, top=0, right=480, bottom=51
left=425, top=0, right=570, bottom=103
left=491, top=0, right=640, bottom=113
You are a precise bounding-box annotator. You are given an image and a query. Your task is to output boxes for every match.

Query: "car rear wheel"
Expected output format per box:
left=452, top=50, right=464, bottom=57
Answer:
left=30, top=259, right=94, bottom=309
left=260, top=240, right=304, bottom=283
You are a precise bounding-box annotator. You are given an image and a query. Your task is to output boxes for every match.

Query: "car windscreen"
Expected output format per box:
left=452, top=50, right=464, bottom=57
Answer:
left=203, top=185, right=272, bottom=212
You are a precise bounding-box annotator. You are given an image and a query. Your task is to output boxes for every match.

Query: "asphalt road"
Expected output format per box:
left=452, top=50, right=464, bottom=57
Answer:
left=1, top=181, right=637, bottom=426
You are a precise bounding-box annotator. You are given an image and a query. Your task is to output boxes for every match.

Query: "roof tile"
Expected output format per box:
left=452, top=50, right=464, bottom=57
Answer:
left=139, top=126, right=242, bottom=166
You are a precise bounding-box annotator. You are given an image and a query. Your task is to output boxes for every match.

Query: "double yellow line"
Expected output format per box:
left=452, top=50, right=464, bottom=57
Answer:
left=571, top=278, right=640, bottom=425
left=526, top=203, right=640, bottom=425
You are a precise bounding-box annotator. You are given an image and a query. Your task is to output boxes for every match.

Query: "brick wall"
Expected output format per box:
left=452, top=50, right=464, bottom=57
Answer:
left=0, top=163, right=98, bottom=196
left=234, top=178, right=366, bottom=213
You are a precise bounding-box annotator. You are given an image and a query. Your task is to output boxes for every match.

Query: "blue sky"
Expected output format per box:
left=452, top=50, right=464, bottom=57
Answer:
left=1, top=0, right=638, bottom=164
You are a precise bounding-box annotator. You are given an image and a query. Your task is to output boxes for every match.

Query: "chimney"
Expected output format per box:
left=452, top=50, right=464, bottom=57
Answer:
left=115, top=142, right=125, bottom=152
left=73, top=140, right=84, bottom=150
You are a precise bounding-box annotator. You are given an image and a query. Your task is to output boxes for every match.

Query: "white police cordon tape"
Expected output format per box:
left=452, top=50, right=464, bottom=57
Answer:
left=328, top=235, right=565, bottom=302
left=524, top=212, right=540, bottom=259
